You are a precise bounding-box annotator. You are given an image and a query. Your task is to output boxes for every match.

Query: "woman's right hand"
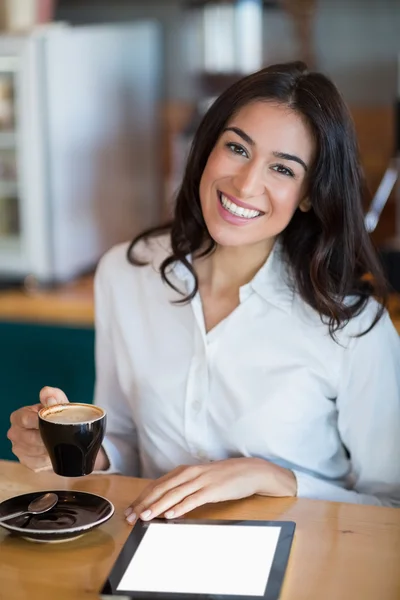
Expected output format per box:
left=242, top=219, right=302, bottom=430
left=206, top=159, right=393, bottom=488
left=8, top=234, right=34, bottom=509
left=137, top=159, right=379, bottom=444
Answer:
left=7, top=386, right=69, bottom=472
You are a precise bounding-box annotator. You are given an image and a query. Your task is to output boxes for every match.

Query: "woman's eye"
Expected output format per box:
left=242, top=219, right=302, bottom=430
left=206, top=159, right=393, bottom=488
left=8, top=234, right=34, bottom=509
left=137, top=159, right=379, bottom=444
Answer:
left=272, top=164, right=294, bottom=177
left=226, top=142, right=248, bottom=158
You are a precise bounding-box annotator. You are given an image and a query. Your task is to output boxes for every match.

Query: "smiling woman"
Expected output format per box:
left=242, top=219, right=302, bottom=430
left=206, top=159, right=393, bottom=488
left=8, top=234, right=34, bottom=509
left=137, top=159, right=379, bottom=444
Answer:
left=198, top=102, right=313, bottom=249
left=130, top=61, right=387, bottom=336
left=8, top=62, right=400, bottom=517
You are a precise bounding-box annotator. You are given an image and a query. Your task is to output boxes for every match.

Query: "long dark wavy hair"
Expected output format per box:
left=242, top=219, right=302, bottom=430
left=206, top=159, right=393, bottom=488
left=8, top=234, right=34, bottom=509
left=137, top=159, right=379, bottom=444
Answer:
left=127, top=61, right=387, bottom=338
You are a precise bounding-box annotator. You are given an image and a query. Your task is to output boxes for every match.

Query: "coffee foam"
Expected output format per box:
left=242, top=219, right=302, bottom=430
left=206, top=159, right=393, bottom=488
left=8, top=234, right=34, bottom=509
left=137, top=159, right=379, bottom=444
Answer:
left=40, top=404, right=104, bottom=425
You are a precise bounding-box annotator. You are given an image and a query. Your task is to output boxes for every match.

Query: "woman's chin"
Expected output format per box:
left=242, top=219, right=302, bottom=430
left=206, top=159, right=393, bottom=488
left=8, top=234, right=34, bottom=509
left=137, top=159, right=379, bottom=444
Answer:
left=205, top=221, right=257, bottom=248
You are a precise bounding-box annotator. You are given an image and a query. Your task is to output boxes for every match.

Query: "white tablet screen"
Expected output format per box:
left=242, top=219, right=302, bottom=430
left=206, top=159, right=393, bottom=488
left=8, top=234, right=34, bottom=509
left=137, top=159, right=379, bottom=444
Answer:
left=117, top=523, right=281, bottom=596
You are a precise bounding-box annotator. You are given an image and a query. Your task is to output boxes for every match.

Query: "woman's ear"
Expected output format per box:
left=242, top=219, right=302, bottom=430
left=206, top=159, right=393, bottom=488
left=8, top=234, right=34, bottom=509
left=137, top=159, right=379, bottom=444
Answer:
left=299, top=197, right=312, bottom=212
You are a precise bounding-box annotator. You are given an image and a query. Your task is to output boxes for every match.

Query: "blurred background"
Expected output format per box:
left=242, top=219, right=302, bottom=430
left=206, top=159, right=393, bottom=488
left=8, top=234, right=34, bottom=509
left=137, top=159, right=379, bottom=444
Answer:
left=0, top=0, right=399, bottom=459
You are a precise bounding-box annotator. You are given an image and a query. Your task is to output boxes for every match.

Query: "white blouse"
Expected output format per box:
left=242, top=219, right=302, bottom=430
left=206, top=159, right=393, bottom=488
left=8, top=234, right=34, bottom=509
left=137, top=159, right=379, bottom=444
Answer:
left=94, top=235, right=400, bottom=507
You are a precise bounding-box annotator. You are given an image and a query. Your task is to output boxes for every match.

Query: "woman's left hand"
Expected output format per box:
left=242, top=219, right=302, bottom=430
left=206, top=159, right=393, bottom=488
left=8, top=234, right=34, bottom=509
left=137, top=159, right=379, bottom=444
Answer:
left=125, top=458, right=297, bottom=524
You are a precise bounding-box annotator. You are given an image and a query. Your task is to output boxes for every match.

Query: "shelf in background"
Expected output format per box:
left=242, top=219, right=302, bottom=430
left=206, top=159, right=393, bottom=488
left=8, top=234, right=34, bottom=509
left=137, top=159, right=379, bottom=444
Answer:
left=0, top=274, right=94, bottom=327
left=0, top=234, right=20, bottom=251
left=0, top=131, right=16, bottom=149
left=0, top=180, right=18, bottom=195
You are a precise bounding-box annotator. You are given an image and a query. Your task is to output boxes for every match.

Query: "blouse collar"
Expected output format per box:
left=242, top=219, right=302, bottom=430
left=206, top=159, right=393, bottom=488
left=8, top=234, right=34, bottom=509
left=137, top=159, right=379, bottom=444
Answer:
left=172, top=239, right=295, bottom=315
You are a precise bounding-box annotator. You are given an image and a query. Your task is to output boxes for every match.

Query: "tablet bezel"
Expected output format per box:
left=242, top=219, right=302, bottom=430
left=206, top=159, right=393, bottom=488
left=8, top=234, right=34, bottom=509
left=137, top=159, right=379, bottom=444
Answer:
left=101, top=519, right=296, bottom=600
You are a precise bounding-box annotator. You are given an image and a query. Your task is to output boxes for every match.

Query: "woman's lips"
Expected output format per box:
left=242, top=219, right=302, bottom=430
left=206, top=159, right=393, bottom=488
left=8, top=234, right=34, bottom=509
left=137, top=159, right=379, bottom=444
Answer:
left=219, top=190, right=265, bottom=214
left=216, top=191, right=264, bottom=226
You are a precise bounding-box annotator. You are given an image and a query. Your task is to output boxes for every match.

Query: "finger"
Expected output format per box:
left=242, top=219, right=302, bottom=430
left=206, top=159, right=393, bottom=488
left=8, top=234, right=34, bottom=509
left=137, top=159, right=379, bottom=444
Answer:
left=125, top=466, right=201, bottom=523
left=125, top=468, right=184, bottom=514
left=10, top=405, right=41, bottom=429
left=124, top=480, right=162, bottom=522
left=130, top=466, right=201, bottom=510
left=9, top=439, right=47, bottom=457
left=139, top=478, right=204, bottom=521
left=7, top=425, right=44, bottom=448
left=12, top=451, right=51, bottom=472
left=39, top=386, right=69, bottom=407
left=164, top=487, right=219, bottom=520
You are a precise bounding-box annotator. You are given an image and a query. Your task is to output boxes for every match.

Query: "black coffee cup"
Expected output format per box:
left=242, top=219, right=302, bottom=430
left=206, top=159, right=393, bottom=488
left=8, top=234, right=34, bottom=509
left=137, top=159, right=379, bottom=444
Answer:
left=38, top=403, right=106, bottom=477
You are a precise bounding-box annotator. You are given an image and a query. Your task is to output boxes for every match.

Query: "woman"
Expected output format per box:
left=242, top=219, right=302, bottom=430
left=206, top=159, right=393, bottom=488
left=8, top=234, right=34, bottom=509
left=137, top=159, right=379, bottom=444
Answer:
left=8, top=62, right=400, bottom=518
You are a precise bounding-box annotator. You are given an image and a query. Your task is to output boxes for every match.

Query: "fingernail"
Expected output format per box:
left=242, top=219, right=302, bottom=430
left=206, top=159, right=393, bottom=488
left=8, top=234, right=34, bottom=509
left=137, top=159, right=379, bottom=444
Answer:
left=46, top=397, right=58, bottom=406
left=124, top=507, right=133, bottom=517
left=127, top=512, right=136, bottom=524
left=140, top=509, right=152, bottom=520
left=165, top=510, right=174, bottom=519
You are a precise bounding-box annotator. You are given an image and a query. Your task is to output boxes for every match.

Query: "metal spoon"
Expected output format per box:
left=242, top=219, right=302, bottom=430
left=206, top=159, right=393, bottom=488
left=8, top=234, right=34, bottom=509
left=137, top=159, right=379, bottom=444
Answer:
left=0, top=493, right=58, bottom=523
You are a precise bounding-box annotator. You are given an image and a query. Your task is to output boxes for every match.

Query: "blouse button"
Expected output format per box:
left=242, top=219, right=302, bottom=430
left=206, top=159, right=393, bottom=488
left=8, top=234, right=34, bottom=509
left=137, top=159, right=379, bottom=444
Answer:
left=193, top=400, right=202, bottom=412
left=196, top=450, right=208, bottom=461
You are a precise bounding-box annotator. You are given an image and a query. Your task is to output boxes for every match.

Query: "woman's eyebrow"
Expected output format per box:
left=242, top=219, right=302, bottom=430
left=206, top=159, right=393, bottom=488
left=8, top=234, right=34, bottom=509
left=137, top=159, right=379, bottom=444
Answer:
left=223, top=126, right=254, bottom=146
left=273, top=151, right=308, bottom=172
left=223, top=127, right=308, bottom=172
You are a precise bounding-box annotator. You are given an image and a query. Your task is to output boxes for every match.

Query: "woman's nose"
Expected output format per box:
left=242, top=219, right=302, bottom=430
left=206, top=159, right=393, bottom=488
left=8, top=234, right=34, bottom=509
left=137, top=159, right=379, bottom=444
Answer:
left=232, top=162, right=264, bottom=198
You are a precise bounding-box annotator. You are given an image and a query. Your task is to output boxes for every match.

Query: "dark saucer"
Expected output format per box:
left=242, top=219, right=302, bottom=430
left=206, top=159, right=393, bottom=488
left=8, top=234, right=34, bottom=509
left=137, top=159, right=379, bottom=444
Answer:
left=0, top=490, right=114, bottom=543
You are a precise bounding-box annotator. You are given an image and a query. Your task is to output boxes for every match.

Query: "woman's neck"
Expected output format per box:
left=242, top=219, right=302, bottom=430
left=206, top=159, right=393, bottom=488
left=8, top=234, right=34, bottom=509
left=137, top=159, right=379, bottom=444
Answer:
left=194, top=237, right=276, bottom=295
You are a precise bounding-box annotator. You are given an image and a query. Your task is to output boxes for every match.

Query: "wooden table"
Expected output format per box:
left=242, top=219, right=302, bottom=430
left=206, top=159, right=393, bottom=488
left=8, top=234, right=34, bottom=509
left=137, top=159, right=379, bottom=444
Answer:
left=0, top=461, right=400, bottom=600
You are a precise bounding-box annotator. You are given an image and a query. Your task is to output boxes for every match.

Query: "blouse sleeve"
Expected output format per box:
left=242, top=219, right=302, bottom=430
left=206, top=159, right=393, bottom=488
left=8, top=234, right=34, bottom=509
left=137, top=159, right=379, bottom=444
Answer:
left=294, top=310, right=400, bottom=506
left=92, top=254, right=139, bottom=476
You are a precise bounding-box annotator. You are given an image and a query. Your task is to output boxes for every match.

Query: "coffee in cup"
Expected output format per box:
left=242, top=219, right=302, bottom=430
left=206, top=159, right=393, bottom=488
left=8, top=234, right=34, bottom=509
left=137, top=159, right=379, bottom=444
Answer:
left=39, top=403, right=106, bottom=477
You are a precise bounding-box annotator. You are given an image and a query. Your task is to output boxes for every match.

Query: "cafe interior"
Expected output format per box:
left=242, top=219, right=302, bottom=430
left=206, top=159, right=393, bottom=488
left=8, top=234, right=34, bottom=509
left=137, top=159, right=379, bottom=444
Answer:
left=0, top=1, right=399, bottom=599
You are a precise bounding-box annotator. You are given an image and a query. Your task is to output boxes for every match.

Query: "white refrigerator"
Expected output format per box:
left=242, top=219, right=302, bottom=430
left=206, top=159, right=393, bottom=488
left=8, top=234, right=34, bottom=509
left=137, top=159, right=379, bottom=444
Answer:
left=0, top=21, right=162, bottom=285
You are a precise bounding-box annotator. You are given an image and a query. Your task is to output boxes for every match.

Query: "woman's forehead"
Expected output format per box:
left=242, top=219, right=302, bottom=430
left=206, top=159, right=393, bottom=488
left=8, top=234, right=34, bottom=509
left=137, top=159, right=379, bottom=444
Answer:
left=223, top=101, right=315, bottom=159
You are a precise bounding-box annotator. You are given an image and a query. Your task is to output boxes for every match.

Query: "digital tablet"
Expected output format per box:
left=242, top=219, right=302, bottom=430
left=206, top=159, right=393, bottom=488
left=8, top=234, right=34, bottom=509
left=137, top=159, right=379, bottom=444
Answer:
left=101, top=519, right=296, bottom=600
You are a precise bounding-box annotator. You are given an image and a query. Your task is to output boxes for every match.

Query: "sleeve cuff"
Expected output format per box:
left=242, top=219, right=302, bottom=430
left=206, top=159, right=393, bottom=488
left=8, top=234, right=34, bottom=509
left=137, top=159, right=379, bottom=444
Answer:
left=292, top=469, right=393, bottom=506
left=91, top=436, right=122, bottom=475
left=91, top=434, right=140, bottom=477
left=293, top=469, right=352, bottom=501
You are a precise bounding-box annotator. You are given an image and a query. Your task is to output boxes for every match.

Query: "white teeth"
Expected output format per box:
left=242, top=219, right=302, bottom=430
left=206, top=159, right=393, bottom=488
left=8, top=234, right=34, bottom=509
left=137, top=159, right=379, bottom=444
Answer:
left=219, top=193, right=261, bottom=219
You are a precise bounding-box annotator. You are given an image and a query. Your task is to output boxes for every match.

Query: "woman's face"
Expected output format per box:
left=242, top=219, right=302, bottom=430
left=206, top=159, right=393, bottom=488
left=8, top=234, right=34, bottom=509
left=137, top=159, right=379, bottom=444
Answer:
left=199, top=101, right=315, bottom=249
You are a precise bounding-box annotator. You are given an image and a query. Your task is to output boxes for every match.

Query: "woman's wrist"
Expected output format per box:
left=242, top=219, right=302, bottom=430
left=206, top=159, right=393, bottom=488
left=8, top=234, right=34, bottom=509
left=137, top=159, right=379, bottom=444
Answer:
left=94, top=446, right=110, bottom=471
left=254, top=458, right=298, bottom=497
left=274, top=465, right=298, bottom=497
